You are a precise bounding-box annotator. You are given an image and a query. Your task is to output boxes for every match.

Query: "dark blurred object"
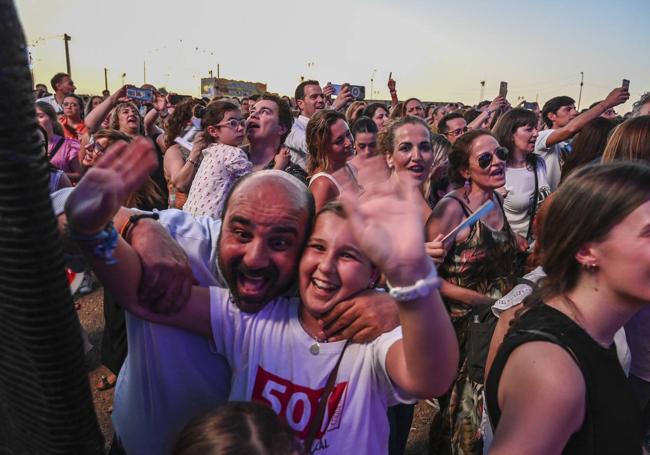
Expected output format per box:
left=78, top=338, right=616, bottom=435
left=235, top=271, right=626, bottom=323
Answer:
left=0, top=0, right=104, bottom=453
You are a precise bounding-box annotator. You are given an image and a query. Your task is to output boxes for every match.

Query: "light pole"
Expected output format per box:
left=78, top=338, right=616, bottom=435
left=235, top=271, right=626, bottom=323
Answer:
left=63, top=33, right=71, bottom=75
left=577, top=72, right=584, bottom=111
left=479, top=80, right=485, bottom=103
left=104, top=68, right=108, bottom=91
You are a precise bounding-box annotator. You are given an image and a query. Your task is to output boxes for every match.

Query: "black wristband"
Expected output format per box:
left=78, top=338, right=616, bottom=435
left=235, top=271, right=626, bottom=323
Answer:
left=120, top=212, right=160, bottom=241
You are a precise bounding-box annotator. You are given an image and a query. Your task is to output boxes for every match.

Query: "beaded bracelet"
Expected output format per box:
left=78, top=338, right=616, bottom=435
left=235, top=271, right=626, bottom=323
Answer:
left=68, top=222, right=119, bottom=265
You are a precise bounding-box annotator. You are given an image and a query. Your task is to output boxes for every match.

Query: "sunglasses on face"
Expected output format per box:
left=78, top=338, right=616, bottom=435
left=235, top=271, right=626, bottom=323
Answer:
left=216, top=118, right=246, bottom=129
left=477, top=147, right=508, bottom=169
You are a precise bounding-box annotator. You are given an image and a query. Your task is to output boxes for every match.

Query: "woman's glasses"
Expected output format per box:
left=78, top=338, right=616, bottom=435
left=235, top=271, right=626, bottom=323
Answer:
left=216, top=118, right=246, bottom=129
left=477, top=147, right=508, bottom=169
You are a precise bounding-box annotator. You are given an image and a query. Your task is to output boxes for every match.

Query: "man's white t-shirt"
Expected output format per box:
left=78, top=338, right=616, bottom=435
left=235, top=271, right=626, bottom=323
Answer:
left=112, top=209, right=231, bottom=455
left=284, top=115, right=309, bottom=170
left=37, top=94, right=63, bottom=114
left=503, top=156, right=551, bottom=238
left=534, top=129, right=566, bottom=191
left=209, top=286, right=414, bottom=454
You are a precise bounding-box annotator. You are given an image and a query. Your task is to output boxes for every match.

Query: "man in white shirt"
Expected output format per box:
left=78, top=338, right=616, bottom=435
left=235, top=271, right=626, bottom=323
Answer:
left=535, top=86, right=629, bottom=191
left=284, top=80, right=352, bottom=170
left=36, top=72, right=76, bottom=114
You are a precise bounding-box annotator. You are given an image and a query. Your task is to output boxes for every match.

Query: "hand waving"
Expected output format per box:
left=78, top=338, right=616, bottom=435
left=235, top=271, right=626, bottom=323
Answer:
left=339, top=157, right=431, bottom=287
left=65, top=137, right=158, bottom=234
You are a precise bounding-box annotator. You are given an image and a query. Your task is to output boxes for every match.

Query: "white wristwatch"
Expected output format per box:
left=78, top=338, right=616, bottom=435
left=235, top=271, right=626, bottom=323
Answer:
left=387, top=262, right=442, bottom=302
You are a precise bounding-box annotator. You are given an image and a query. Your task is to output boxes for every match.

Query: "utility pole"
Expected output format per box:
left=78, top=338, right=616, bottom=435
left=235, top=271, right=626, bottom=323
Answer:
left=104, top=68, right=108, bottom=91
left=577, top=72, right=584, bottom=110
left=143, top=60, right=147, bottom=84
left=479, top=81, right=485, bottom=103
left=63, top=34, right=71, bottom=75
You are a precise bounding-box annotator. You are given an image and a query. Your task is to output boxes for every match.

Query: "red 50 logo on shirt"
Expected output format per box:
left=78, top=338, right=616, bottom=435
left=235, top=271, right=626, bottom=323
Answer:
left=252, top=366, right=348, bottom=439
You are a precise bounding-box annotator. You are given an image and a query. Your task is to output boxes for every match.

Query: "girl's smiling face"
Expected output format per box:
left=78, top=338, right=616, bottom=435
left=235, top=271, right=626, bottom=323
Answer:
left=299, top=210, right=376, bottom=316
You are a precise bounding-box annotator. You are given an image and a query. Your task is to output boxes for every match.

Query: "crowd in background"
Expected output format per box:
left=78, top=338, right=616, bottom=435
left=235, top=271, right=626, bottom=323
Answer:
left=40, top=69, right=650, bottom=455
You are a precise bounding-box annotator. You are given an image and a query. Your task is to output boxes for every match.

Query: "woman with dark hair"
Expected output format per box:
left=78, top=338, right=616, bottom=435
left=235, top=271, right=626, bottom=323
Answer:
left=36, top=125, right=72, bottom=193
left=183, top=101, right=252, bottom=218
left=306, top=109, right=354, bottom=210
left=163, top=99, right=206, bottom=209
left=361, top=102, right=390, bottom=131
left=486, top=162, right=649, bottom=454
left=426, top=129, right=519, bottom=454
left=35, top=101, right=82, bottom=183
left=560, top=117, right=614, bottom=183
left=59, top=93, right=88, bottom=139
left=351, top=116, right=379, bottom=160
left=173, top=402, right=300, bottom=455
left=492, top=108, right=550, bottom=244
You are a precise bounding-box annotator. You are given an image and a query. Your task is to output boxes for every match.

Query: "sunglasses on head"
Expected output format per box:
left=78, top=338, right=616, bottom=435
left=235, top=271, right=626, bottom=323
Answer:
left=477, top=147, right=508, bottom=169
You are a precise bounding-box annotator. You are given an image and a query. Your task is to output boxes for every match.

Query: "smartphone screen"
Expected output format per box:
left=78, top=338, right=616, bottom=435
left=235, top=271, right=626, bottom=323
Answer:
left=126, top=87, right=154, bottom=103
left=622, top=79, right=630, bottom=90
left=499, top=81, right=508, bottom=98
left=330, top=84, right=342, bottom=96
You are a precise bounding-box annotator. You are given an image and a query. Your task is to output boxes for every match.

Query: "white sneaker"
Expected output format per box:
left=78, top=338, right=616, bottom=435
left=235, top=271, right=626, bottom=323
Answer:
left=78, top=273, right=93, bottom=295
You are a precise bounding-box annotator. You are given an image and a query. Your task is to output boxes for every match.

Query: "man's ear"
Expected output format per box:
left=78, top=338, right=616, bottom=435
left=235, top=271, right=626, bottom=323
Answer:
left=547, top=111, right=558, bottom=124
left=277, top=124, right=288, bottom=138
left=296, top=98, right=305, bottom=113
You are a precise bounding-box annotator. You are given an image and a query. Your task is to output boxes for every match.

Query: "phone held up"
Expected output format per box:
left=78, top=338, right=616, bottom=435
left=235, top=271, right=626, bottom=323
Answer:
left=499, top=81, right=508, bottom=99
left=330, top=83, right=366, bottom=100
left=126, top=87, right=154, bottom=103
left=622, top=79, right=630, bottom=90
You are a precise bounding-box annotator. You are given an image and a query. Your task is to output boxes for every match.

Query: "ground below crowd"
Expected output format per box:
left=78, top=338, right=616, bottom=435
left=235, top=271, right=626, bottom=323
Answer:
left=76, top=286, right=435, bottom=453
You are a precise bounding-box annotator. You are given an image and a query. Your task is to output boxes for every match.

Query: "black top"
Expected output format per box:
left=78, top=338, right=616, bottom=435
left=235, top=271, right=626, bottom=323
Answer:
left=485, top=303, right=643, bottom=455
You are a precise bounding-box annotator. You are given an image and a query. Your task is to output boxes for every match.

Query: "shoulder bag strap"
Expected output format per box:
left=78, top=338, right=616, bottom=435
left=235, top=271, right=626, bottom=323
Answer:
left=48, top=136, right=65, bottom=160
left=302, top=340, right=351, bottom=454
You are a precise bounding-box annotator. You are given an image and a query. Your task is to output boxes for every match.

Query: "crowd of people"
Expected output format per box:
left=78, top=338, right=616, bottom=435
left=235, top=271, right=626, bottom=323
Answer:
left=39, top=69, right=650, bottom=454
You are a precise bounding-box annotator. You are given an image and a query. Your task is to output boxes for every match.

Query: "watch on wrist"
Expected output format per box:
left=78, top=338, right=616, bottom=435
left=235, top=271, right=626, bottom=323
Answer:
left=386, top=261, right=441, bottom=302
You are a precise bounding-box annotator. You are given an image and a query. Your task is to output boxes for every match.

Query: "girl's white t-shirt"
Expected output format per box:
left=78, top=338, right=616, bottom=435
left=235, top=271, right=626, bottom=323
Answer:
left=209, top=286, right=414, bottom=454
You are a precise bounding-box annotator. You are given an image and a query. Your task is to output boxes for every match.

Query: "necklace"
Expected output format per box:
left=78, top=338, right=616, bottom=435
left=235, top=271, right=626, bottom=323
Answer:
left=298, top=310, right=328, bottom=355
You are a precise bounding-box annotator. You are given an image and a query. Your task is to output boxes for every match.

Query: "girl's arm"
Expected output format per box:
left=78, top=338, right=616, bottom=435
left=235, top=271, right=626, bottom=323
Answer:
left=340, top=160, right=458, bottom=398
left=64, top=137, right=212, bottom=337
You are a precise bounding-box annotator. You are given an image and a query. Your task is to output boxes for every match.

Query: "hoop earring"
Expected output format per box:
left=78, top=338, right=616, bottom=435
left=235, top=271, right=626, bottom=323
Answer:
left=463, top=178, right=471, bottom=203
